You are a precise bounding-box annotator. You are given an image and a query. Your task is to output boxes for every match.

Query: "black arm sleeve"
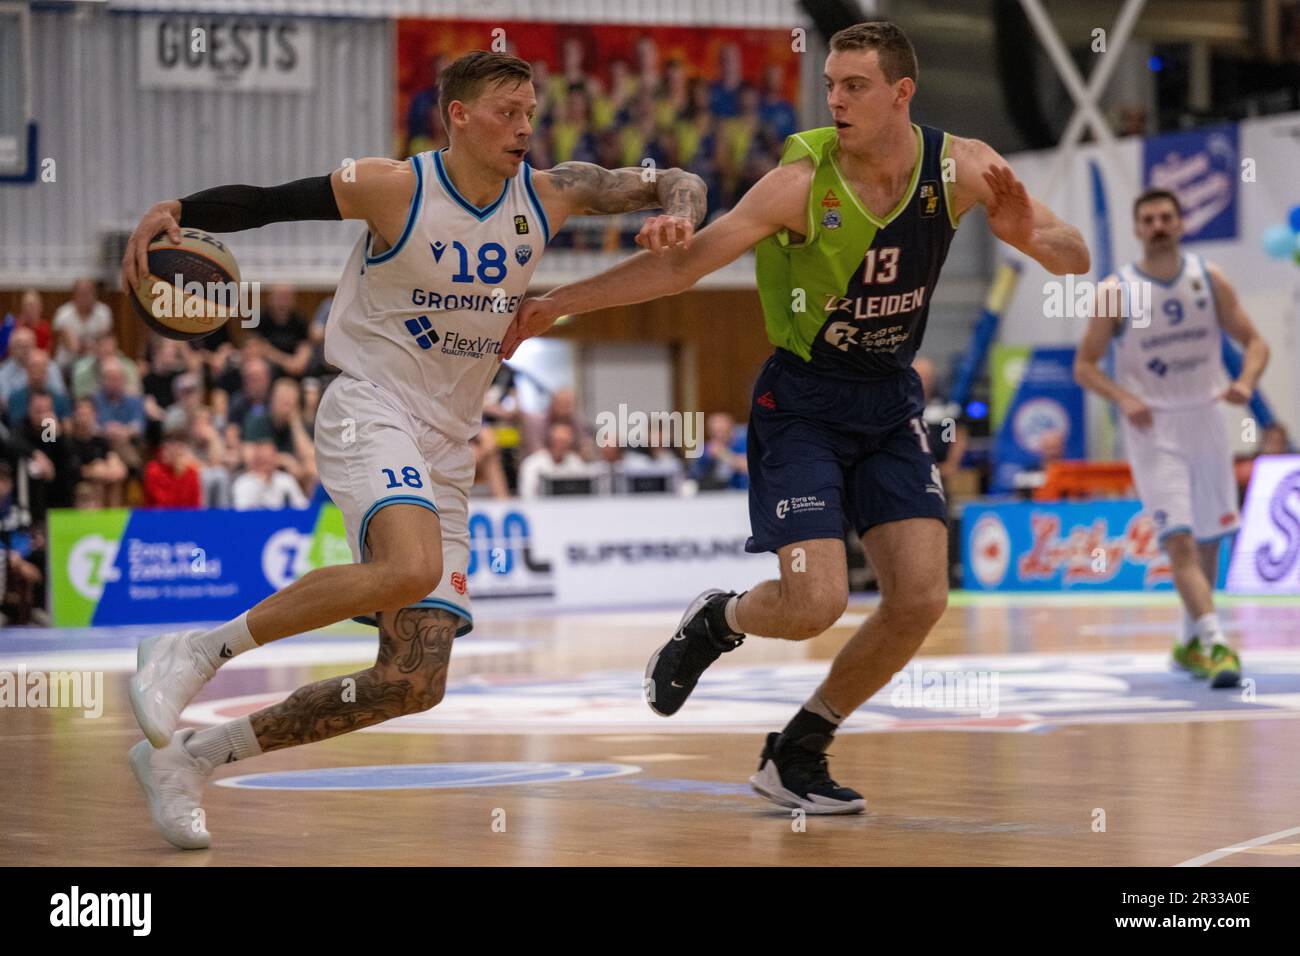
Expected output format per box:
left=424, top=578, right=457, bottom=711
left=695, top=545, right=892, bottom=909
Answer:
left=178, top=175, right=342, bottom=232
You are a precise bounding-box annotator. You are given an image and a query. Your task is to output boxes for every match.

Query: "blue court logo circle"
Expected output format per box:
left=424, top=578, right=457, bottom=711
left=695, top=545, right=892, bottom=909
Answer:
left=215, top=762, right=641, bottom=791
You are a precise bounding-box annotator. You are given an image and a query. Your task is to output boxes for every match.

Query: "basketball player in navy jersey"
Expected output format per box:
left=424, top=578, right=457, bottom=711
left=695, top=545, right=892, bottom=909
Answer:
left=119, top=51, right=705, bottom=849
left=504, top=22, right=1090, bottom=813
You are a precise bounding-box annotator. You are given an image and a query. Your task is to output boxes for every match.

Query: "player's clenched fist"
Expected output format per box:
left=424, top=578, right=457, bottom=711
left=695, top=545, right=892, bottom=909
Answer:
left=502, top=295, right=563, bottom=360
left=635, top=214, right=695, bottom=255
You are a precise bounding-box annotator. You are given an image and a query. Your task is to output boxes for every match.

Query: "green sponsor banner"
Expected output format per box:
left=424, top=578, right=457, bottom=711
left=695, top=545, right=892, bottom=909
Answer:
left=49, top=508, right=131, bottom=627
left=307, top=504, right=353, bottom=569
left=990, top=344, right=1031, bottom=431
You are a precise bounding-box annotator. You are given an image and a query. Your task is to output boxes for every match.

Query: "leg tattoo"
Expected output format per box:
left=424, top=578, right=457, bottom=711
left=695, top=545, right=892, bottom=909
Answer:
left=249, top=607, right=458, bottom=753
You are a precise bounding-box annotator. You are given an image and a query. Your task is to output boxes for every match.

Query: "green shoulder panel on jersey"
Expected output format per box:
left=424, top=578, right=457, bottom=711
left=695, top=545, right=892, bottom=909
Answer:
left=753, top=124, right=959, bottom=377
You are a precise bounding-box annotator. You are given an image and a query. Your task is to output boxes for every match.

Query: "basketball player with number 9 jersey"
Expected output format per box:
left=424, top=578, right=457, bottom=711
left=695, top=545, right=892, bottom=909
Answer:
left=1076, top=188, right=1270, bottom=688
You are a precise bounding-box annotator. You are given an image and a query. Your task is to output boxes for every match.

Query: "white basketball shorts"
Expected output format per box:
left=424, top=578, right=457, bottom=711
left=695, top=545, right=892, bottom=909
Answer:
left=314, top=373, right=474, bottom=635
left=1123, top=402, right=1240, bottom=547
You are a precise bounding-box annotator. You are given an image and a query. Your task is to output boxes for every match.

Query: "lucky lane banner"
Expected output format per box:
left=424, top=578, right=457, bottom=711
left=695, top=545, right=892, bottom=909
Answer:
left=49, top=493, right=776, bottom=626
left=962, top=499, right=1232, bottom=592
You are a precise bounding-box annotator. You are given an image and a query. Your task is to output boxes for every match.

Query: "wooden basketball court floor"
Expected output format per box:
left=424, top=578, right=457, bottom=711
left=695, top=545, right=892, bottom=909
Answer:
left=3, top=593, right=1300, bottom=867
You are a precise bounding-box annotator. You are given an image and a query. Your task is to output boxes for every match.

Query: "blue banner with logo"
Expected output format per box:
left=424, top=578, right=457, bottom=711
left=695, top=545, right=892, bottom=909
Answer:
left=991, top=347, right=1086, bottom=493
left=1142, top=123, right=1239, bottom=243
left=963, top=499, right=1230, bottom=591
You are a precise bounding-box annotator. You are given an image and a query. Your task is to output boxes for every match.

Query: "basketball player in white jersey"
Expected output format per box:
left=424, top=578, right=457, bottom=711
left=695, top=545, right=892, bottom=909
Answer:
left=119, top=51, right=706, bottom=849
left=1075, top=188, right=1268, bottom=688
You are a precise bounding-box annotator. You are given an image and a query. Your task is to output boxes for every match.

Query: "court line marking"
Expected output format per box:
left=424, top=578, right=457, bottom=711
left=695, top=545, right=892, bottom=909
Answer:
left=1175, top=825, right=1300, bottom=867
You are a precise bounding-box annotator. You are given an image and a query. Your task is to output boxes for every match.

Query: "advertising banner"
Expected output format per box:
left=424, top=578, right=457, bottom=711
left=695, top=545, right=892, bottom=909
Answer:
left=1226, top=455, right=1300, bottom=593
left=50, top=493, right=777, bottom=626
left=964, top=499, right=1180, bottom=591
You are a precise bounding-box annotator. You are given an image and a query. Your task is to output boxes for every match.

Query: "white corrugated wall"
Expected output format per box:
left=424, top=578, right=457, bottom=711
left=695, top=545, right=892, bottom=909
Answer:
left=0, top=8, right=392, bottom=286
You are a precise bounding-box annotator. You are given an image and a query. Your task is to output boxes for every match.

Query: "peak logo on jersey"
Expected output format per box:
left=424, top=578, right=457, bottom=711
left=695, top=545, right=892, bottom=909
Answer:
left=514, top=215, right=530, bottom=235
left=756, top=391, right=776, bottom=410
left=515, top=244, right=532, bottom=266
left=430, top=241, right=447, bottom=263
left=919, top=181, right=939, bottom=217
left=404, top=315, right=440, bottom=350
left=821, top=189, right=840, bottom=208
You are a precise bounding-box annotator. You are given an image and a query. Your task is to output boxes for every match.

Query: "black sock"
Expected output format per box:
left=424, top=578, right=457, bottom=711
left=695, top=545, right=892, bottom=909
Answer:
left=779, top=707, right=837, bottom=749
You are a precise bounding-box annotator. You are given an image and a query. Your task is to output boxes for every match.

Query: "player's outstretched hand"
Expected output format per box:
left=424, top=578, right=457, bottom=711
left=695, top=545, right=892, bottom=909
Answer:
left=982, top=165, right=1034, bottom=249
left=122, top=201, right=183, bottom=292
left=635, top=214, right=695, bottom=255
left=502, top=295, right=563, bottom=360
left=1222, top=381, right=1252, bottom=405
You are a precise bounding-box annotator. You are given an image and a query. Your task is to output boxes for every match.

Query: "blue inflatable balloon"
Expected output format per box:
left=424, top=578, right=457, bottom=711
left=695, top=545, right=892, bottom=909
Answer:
left=1290, top=204, right=1300, bottom=234
left=1263, top=224, right=1295, bottom=259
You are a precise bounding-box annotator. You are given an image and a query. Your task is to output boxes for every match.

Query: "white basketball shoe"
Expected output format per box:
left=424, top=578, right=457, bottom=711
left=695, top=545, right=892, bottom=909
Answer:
left=129, top=629, right=213, bottom=748
left=128, top=729, right=215, bottom=850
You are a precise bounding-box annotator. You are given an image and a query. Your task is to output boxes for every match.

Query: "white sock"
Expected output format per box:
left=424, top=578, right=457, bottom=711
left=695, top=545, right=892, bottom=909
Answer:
left=724, top=593, right=745, bottom=635
left=803, top=689, right=846, bottom=726
left=190, top=612, right=257, bottom=672
left=184, top=716, right=262, bottom=765
left=1181, top=612, right=1197, bottom=645
left=1193, top=612, right=1227, bottom=647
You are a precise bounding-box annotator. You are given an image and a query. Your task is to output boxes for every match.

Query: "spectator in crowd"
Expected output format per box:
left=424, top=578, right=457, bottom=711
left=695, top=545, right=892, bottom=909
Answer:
left=636, top=35, right=661, bottom=97
left=618, top=89, right=672, bottom=170
left=709, top=42, right=745, bottom=118
left=189, top=406, right=232, bottom=508
left=244, top=377, right=315, bottom=491
left=306, top=296, right=337, bottom=380
left=93, top=357, right=146, bottom=441
left=719, top=84, right=777, bottom=204
left=914, top=355, right=969, bottom=481
left=10, top=390, right=77, bottom=523
left=73, top=332, right=141, bottom=400
left=518, top=421, right=590, bottom=498
left=655, top=58, right=690, bottom=130
left=404, top=52, right=450, bottom=156
left=223, top=353, right=272, bottom=436
left=67, top=396, right=127, bottom=508
left=0, top=329, right=69, bottom=411
left=470, top=426, right=510, bottom=499
left=592, top=60, right=636, bottom=132
left=231, top=433, right=309, bottom=510
left=162, top=371, right=205, bottom=433
left=759, top=63, right=799, bottom=142
left=141, top=336, right=192, bottom=421
left=0, top=289, right=53, bottom=357
left=6, top=349, right=71, bottom=425
left=0, top=460, right=46, bottom=626
left=673, top=79, right=722, bottom=211
left=253, top=284, right=311, bottom=379
left=301, top=376, right=322, bottom=434
left=551, top=84, right=601, bottom=165
left=51, top=279, right=113, bottom=367
left=690, top=411, right=748, bottom=490
left=142, top=423, right=201, bottom=509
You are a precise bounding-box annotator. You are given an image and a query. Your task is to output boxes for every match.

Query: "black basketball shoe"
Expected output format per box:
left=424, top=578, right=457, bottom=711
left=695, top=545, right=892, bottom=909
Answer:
left=644, top=589, right=743, bottom=716
left=749, top=731, right=866, bottom=814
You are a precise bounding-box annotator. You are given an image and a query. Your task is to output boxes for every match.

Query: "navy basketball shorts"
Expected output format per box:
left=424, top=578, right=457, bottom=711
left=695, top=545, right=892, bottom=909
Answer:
left=744, top=351, right=948, bottom=555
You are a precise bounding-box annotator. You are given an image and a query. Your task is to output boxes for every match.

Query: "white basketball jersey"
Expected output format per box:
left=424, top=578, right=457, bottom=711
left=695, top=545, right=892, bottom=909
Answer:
left=325, top=149, right=550, bottom=441
left=1111, top=253, right=1227, bottom=409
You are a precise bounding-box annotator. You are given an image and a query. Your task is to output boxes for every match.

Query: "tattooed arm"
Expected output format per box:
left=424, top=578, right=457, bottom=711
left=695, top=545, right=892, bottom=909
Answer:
left=532, top=161, right=707, bottom=254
